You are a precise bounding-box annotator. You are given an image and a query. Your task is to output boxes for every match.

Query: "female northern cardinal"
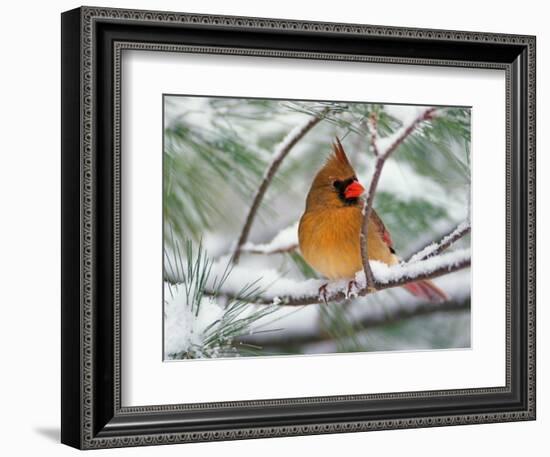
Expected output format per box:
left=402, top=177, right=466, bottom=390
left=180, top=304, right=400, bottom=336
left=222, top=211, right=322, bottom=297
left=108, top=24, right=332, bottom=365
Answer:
left=298, top=139, right=447, bottom=302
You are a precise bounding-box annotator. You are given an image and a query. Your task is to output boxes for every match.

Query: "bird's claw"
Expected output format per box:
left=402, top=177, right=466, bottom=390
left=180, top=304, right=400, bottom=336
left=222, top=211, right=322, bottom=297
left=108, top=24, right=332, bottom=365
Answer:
left=346, top=280, right=359, bottom=298
left=318, top=284, right=329, bottom=304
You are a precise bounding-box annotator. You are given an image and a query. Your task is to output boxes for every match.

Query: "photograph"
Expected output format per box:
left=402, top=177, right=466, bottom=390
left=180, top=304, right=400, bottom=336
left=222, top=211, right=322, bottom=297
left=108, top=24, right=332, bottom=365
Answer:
left=162, top=96, right=472, bottom=360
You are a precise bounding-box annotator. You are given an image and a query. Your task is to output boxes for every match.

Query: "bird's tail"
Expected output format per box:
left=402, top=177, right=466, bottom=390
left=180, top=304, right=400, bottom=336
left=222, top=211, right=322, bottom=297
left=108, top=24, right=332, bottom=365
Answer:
left=403, top=280, right=448, bottom=303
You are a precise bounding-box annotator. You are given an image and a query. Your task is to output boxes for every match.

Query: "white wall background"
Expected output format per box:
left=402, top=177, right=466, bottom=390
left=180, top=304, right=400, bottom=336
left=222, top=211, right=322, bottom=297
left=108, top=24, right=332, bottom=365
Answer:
left=0, top=0, right=545, bottom=455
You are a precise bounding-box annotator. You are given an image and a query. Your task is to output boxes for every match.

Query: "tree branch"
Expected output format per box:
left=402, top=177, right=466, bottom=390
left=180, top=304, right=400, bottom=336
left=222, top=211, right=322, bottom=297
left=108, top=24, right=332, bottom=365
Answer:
left=367, top=112, right=380, bottom=156
left=241, top=244, right=298, bottom=255
left=359, top=155, right=384, bottom=289
left=209, top=249, right=470, bottom=307
left=360, top=107, right=437, bottom=289
left=239, top=301, right=469, bottom=347
left=232, top=108, right=330, bottom=264
left=407, top=220, right=471, bottom=263
left=240, top=222, right=299, bottom=255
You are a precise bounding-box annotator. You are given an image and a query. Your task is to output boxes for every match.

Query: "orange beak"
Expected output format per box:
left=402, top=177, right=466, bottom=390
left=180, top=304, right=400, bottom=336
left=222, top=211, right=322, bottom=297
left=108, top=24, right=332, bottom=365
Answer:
left=344, top=181, right=365, bottom=199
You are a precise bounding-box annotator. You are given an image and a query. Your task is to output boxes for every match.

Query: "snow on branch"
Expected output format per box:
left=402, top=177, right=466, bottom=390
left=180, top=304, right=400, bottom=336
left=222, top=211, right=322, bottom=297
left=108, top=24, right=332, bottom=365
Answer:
left=240, top=222, right=299, bottom=255
left=408, top=220, right=471, bottom=263
left=360, top=107, right=437, bottom=289
left=165, top=217, right=471, bottom=309
left=232, top=107, right=330, bottom=264
left=206, top=248, right=470, bottom=307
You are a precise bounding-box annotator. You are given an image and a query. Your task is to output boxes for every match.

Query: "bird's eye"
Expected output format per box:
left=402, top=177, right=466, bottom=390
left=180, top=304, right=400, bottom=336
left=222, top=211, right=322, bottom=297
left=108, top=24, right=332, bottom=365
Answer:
left=332, top=180, right=343, bottom=189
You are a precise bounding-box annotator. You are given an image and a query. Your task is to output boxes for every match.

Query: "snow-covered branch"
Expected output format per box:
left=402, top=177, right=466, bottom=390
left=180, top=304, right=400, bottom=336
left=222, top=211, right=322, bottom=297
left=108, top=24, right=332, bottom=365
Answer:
left=360, top=107, right=437, bottom=289
left=232, top=108, right=330, bottom=264
left=205, top=248, right=470, bottom=307
left=163, top=214, right=471, bottom=309
left=408, top=220, right=471, bottom=263
left=240, top=222, right=299, bottom=255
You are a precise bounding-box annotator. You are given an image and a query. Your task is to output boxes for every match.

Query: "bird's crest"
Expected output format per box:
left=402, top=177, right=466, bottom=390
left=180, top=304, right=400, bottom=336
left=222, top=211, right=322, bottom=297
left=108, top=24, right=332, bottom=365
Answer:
left=332, top=137, right=352, bottom=168
left=323, top=137, right=356, bottom=178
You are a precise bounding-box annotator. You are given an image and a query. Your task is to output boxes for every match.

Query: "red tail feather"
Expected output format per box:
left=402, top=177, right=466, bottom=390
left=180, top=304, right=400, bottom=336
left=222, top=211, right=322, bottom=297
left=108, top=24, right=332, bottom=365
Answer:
left=403, top=280, right=448, bottom=303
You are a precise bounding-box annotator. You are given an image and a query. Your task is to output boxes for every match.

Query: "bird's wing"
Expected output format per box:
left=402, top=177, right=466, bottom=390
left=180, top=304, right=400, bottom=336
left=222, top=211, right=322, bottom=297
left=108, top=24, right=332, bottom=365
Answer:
left=371, top=209, right=394, bottom=251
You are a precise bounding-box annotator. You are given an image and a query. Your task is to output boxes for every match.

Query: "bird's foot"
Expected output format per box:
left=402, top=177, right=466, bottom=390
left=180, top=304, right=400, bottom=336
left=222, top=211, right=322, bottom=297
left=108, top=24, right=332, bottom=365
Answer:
left=346, top=280, right=359, bottom=298
left=318, top=284, right=329, bottom=304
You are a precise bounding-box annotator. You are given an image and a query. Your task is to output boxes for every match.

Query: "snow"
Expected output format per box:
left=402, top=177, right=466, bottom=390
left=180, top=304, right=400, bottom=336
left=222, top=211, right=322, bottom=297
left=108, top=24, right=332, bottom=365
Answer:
left=350, top=268, right=471, bottom=326
left=166, top=247, right=470, bottom=306
left=210, top=257, right=325, bottom=302
left=357, top=248, right=471, bottom=286
left=241, top=222, right=298, bottom=254
left=245, top=268, right=471, bottom=346
left=164, top=282, right=225, bottom=357
left=408, top=221, right=471, bottom=263
left=272, top=115, right=315, bottom=157
left=248, top=111, right=323, bottom=188
left=165, top=249, right=340, bottom=303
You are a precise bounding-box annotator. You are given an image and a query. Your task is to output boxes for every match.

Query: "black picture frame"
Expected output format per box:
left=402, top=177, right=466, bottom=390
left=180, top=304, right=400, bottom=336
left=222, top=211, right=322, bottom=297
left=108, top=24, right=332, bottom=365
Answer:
left=61, top=6, right=536, bottom=449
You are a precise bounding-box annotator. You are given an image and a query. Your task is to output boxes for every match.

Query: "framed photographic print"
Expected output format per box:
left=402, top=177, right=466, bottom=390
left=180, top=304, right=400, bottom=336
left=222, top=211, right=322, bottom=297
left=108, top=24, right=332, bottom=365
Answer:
left=61, top=6, right=536, bottom=449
